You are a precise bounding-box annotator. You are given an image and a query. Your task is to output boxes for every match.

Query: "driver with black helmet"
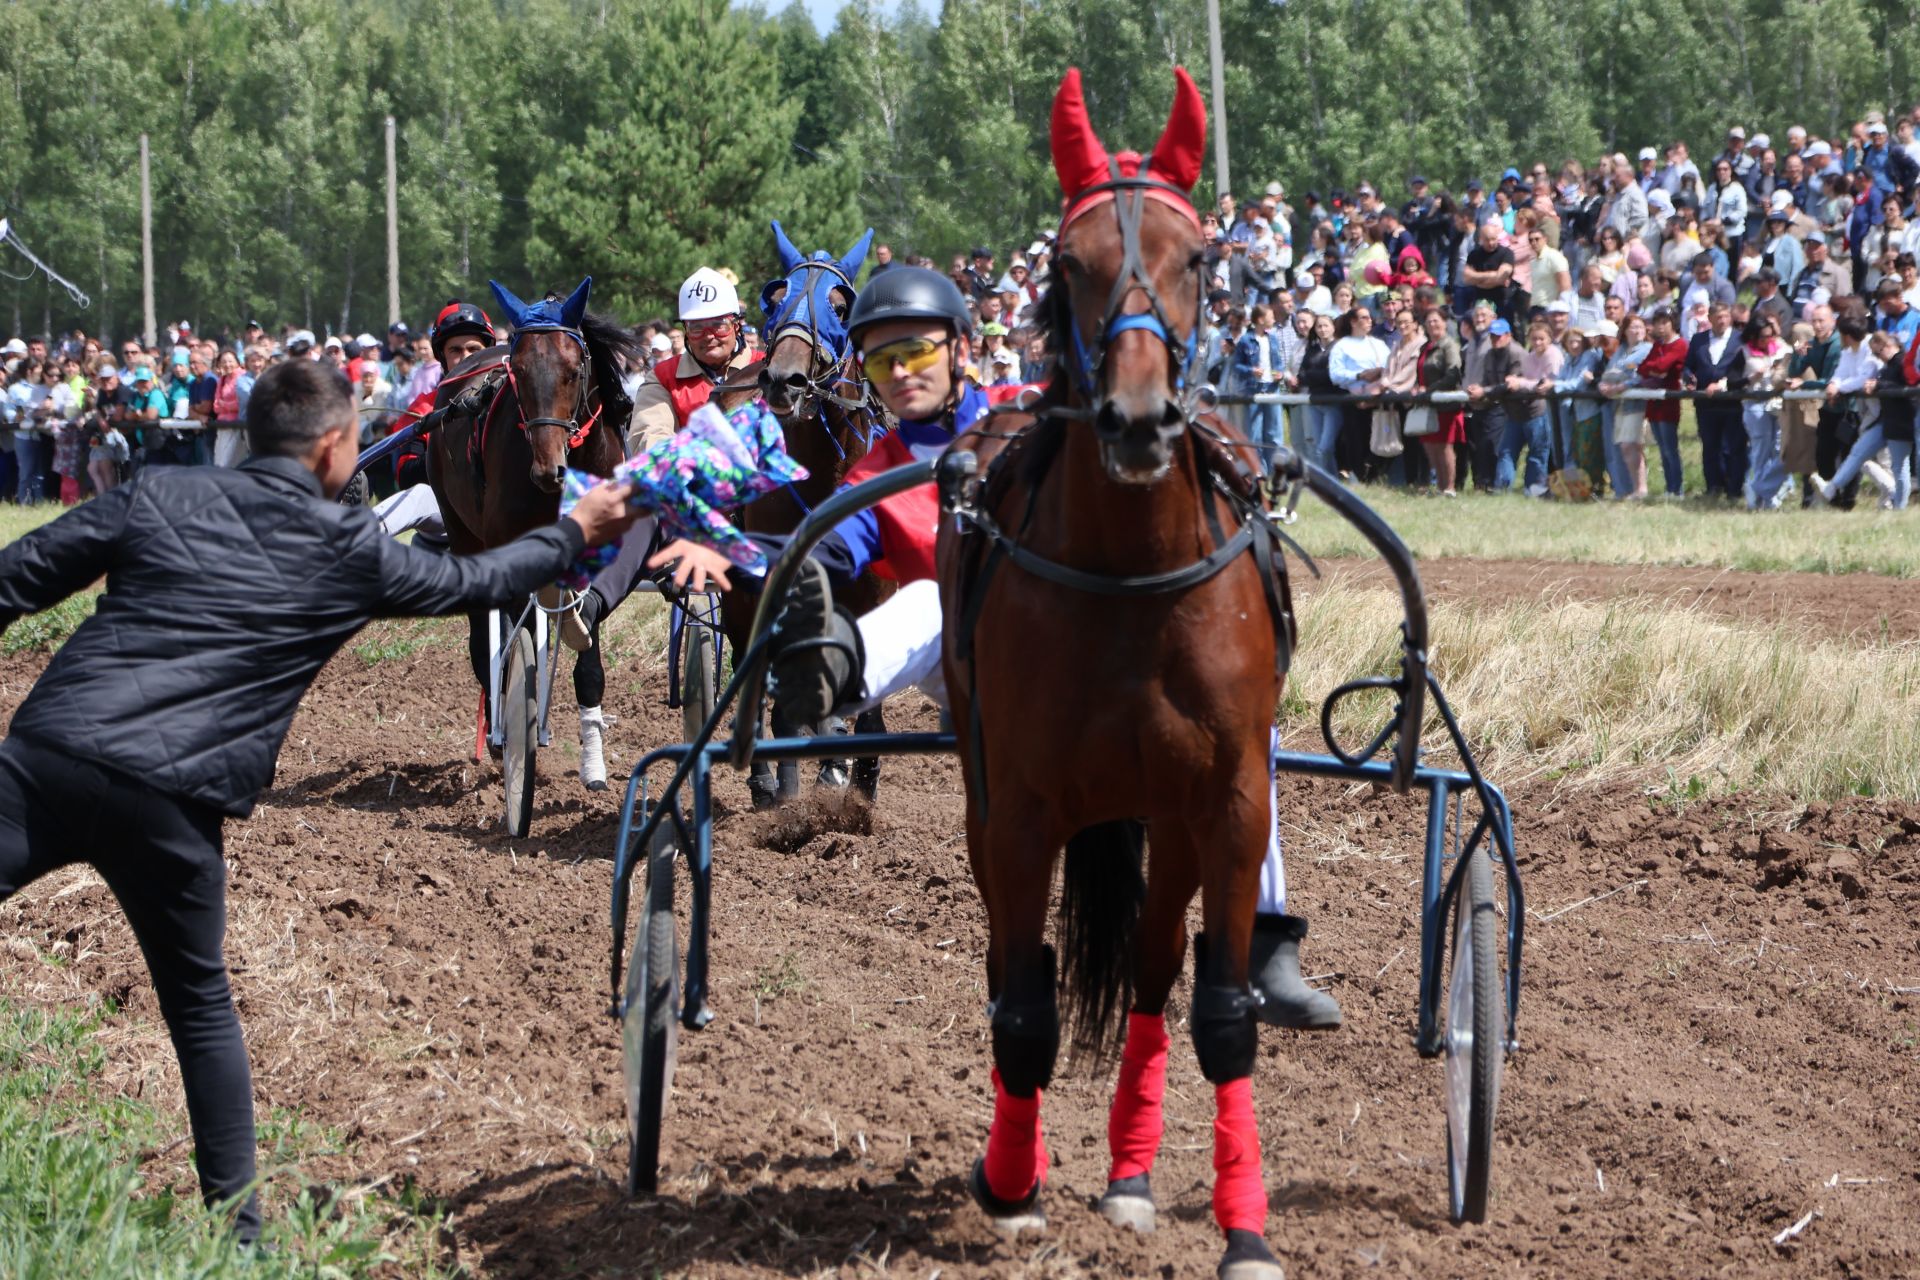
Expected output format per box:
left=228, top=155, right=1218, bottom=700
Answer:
left=652, top=264, right=1342, bottom=1029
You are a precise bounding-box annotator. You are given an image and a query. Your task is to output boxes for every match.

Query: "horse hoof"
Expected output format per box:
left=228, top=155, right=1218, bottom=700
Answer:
left=969, top=1158, right=1045, bottom=1236
left=1096, top=1174, right=1156, bottom=1233
left=1218, top=1228, right=1284, bottom=1280
left=817, top=761, right=851, bottom=790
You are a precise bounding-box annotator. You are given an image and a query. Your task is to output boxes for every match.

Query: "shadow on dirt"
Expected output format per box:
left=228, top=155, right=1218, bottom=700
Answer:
left=450, top=1158, right=976, bottom=1277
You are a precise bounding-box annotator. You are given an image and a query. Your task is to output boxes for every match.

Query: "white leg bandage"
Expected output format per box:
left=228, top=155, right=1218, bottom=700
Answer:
left=375, top=484, right=446, bottom=538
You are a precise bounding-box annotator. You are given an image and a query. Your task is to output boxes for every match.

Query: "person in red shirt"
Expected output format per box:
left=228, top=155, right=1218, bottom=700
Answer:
left=626, top=267, right=757, bottom=452
left=1638, top=307, right=1690, bottom=496
left=559, top=268, right=758, bottom=652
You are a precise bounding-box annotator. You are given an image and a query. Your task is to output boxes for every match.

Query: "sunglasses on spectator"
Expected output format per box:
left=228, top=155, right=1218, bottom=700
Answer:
left=685, top=317, right=735, bottom=339
left=860, top=336, right=950, bottom=385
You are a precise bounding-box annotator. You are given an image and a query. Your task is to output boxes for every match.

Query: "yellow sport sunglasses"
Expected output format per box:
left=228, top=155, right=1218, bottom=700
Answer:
left=860, top=336, right=950, bottom=385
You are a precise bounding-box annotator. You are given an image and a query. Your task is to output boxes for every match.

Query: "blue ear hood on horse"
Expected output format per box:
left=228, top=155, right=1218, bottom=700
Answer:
left=836, top=228, right=875, bottom=282
left=771, top=221, right=805, bottom=274
left=489, top=276, right=593, bottom=332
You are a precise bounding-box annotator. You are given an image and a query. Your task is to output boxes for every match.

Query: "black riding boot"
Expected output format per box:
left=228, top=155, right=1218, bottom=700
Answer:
left=767, top=558, right=863, bottom=727
left=1249, top=913, right=1342, bottom=1029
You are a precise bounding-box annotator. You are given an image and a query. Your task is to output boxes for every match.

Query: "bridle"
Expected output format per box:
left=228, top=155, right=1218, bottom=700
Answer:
left=761, top=257, right=873, bottom=419
left=752, top=257, right=888, bottom=459
left=503, top=324, right=601, bottom=451
left=1055, top=160, right=1208, bottom=421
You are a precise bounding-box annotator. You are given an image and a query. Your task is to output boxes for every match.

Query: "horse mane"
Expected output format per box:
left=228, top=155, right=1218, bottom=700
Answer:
left=578, top=309, right=644, bottom=372
left=1011, top=279, right=1074, bottom=488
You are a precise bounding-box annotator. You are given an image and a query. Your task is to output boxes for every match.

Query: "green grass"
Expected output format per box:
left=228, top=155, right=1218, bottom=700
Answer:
left=351, top=619, right=452, bottom=664
left=0, top=998, right=461, bottom=1279
left=0, top=503, right=100, bottom=653
left=1285, top=408, right=1920, bottom=577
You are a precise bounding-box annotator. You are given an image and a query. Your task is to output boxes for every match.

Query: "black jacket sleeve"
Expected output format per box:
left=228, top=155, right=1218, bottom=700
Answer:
left=0, top=484, right=132, bottom=631
left=369, top=518, right=588, bottom=618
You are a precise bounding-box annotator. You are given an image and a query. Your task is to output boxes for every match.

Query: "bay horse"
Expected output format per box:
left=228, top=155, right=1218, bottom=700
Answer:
left=427, top=276, right=637, bottom=779
left=936, top=68, right=1290, bottom=1278
left=721, top=224, right=895, bottom=807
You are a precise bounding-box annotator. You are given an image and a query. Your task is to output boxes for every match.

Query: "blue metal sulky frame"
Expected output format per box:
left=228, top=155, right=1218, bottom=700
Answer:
left=605, top=452, right=1525, bottom=1218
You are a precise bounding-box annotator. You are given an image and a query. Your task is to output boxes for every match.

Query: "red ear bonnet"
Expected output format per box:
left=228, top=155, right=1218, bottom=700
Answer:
left=1052, top=67, right=1206, bottom=228
left=1049, top=68, right=1110, bottom=203
left=1147, top=67, right=1206, bottom=192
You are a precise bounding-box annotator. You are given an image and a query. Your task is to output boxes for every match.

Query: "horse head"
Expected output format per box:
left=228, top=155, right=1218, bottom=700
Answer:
left=491, top=277, right=593, bottom=494
left=757, top=223, right=873, bottom=417
left=1048, top=66, right=1208, bottom=484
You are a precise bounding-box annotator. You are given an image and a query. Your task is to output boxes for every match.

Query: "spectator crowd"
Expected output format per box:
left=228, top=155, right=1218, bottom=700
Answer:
left=11, top=105, right=1920, bottom=515
left=1185, top=105, right=1920, bottom=510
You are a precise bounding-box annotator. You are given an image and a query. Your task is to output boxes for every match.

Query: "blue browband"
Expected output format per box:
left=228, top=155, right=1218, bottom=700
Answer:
left=1071, top=310, right=1199, bottom=393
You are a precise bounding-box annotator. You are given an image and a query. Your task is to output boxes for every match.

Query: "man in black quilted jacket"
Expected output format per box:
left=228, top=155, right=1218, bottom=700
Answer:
left=0, top=358, right=637, bottom=1243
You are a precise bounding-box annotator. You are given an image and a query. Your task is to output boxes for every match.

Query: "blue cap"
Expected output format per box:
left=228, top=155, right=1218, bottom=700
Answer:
left=1501, top=167, right=1523, bottom=182
left=1465, top=177, right=1484, bottom=192
left=131, top=365, right=154, bottom=382
left=1488, top=319, right=1513, bottom=336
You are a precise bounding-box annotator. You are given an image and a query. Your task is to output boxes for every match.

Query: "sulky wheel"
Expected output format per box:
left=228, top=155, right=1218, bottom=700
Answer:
left=1444, top=845, right=1503, bottom=1223
left=624, top=816, right=681, bottom=1195
left=501, top=626, right=539, bottom=839
left=679, top=617, right=716, bottom=746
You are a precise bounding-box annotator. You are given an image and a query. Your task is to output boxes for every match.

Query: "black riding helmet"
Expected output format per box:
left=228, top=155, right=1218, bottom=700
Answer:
left=429, top=300, right=496, bottom=364
left=846, top=266, right=972, bottom=349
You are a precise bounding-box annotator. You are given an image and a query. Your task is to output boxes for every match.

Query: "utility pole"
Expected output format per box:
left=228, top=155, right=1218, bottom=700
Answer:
left=139, top=133, right=156, bottom=347
left=385, top=116, right=401, bottom=328
left=1205, top=0, right=1230, bottom=203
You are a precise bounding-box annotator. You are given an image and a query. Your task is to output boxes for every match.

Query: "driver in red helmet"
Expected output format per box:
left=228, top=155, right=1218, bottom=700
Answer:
left=371, top=300, right=502, bottom=544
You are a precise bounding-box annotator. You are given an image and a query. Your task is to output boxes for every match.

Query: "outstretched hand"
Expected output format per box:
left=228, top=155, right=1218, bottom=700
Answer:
left=566, top=481, right=641, bottom=547
left=647, top=539, right=734, bottom=593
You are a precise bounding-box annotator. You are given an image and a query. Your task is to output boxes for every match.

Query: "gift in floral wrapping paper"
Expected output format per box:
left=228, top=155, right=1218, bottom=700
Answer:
left=555, top=396, right=808, bottom=590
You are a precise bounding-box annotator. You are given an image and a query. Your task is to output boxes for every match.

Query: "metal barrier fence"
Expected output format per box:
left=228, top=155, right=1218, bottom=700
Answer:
left=1211, top=386, right=1920, bottom=408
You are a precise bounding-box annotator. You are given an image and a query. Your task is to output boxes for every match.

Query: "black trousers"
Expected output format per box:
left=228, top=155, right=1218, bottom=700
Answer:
left=1696, top=407, right=1746, bottom=499
left=0, top=737, right=260, bottom=1240
left=1464, top=410, right=1500, bottom=492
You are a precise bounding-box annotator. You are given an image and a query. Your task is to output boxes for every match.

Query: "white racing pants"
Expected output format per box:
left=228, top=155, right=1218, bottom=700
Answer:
left=850, top=579, right=1288, bottom=914
left=374, top=484, right=446, bottom=539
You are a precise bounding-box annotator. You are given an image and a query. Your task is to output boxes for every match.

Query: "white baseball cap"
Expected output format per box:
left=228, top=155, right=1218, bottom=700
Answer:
left=677, top=267, right=740, bottom=322
left=991, top=347, right=1019, bottom=366
left=648, top=333, right=672, bottom=354
left=1638, top=146, right=1658, bottom=161
left=2, top=338, right=25, bottom=355
left=356, top=332, right=378, bottom=349
left=323, top=334, right=344, bottom=350
left=1750, top=132, right=1770, bottom=150
left=1770, top=189, right=1794, bottom=211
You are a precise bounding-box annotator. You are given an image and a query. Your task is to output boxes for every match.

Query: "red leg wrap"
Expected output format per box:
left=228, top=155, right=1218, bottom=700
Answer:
left=474, top=692, right=488, bottom=761
left=1106, top=1011, right=1171, bottom=1182
left=1211, top=1076, right=1268, bottom=1235
left=983, top=1069, right=1048, bottom=1202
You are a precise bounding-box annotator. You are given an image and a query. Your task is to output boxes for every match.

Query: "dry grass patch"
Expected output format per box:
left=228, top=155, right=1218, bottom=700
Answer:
left=1285, top=578, right=1920, bottom=803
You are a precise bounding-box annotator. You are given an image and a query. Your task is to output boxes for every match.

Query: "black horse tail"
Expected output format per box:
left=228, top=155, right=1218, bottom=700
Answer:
left=1057, top=819, right=1146, bottom=1065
